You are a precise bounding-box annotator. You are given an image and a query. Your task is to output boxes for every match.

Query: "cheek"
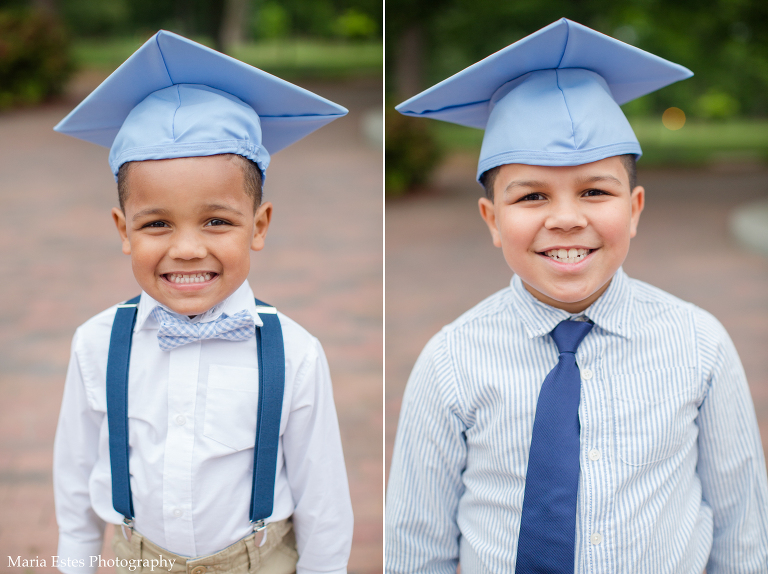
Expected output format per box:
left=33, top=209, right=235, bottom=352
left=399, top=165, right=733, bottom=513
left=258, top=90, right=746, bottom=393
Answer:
left=595, top=205, right=633, bottom=247
left=128, top=237, right=164, bottom=270
left=497, top=211, right=538, bottom=255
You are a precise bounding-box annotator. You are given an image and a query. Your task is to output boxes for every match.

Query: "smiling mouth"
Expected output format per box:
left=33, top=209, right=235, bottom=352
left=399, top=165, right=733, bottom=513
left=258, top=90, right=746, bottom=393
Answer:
left=540, top=248, right=595, bottom=264
left=163, top=272, right=217, bottom=284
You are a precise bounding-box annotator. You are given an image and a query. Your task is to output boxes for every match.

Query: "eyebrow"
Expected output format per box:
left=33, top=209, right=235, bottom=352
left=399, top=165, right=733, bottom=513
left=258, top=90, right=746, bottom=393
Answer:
left=132, top=207, right=170, bottom=222
left=502, top=174, right=624, bottom=196
left=574, top=174, right=624, bottom=187
left=502, top=180, right=548, bottom=195
left=203, top=203, right=245, bottom=216
left=131, top=204, right=245, bottom=222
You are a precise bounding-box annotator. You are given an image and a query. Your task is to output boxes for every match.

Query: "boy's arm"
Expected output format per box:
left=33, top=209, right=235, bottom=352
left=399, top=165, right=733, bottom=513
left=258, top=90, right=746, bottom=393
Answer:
left=385, top=335, right=467, bottom=574
left=282, top=337, right=353, bottom=574
left=53, top=330, right=108, bottom=574
left=696, top=319, right=768, bottom=573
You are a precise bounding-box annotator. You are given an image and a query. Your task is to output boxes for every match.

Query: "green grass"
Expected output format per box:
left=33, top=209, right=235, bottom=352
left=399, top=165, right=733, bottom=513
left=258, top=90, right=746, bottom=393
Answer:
left=72, top=36, right=382, bottom=80
left=429, top=118, right=768, bottom=166
left=629, top=118, right=768, bottom=165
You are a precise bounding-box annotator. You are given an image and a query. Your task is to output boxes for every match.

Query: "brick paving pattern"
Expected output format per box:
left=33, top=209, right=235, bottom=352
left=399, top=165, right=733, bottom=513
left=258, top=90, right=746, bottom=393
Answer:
left=386, top=153, right=768, bottom=491
left=0, top=78, right=382, bottom=573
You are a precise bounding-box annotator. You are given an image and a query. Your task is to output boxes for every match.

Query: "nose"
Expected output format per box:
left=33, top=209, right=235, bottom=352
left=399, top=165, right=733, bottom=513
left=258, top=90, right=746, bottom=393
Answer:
left=544, top=197, right=587, bottom=232
left=167, top=228, right=207, bottom=260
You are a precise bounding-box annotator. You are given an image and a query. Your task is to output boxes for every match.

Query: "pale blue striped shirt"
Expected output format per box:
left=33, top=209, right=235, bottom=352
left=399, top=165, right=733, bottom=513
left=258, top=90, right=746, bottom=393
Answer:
left=386, top=269, right=768, bottom=573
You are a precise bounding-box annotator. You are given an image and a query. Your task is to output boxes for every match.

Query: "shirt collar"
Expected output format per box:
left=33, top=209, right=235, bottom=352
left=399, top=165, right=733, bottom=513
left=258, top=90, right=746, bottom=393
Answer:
left=509, top=267, right=633, bottom=339
left=133, top=280, right=263, bottom=331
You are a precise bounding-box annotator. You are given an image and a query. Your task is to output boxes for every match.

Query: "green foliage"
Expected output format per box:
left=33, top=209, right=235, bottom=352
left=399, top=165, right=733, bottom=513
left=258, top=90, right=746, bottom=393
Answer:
left=0, top=8, right=74, bottom=110
left=385, top=106, right=443, bottom=195
left=333, top=8, right=378, bottom=40
left=73, top=36, right=382, bottom=80
left=60, top=0, right=129, bottom=36
left=696, top=89, right=740, bottom=120
left=386, top=0, right=768, bottom=117
left=253, top=3, right=292, bottom=40
left=231, top=38, right=382, bottom=78
left=56, top=0, right=382, bottom=42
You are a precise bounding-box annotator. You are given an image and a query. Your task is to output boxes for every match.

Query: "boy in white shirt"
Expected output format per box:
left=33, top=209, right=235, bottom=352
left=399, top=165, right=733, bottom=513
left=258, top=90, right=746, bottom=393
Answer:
left=53, top=30, right=353, bottom=574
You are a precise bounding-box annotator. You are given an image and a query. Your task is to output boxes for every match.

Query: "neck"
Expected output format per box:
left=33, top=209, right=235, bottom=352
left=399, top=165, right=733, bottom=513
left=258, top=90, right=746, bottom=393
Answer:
left=521, top=278, right=612, bottom=314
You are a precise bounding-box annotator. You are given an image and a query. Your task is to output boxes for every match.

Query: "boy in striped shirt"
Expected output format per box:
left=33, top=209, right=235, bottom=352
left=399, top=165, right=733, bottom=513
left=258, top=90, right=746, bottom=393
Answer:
left=386, top=19, right=768, bottom=573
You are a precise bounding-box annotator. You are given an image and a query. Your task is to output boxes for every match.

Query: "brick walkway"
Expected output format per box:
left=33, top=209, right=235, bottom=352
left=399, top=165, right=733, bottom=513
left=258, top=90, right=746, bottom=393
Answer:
left=386, top=153, right=768, bottom=486
left=0, top=78, right=382, bottom=573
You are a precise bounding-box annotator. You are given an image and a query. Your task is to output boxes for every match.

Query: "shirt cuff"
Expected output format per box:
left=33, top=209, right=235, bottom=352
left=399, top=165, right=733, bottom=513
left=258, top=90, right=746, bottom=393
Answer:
left=55, top=534, right=104, bottom=574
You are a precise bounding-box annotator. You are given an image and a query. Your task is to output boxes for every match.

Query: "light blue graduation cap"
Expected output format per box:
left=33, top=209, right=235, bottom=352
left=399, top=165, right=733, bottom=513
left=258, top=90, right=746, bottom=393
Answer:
left=396, top=18, right=693, bottom=182
left=55, top=30, right=348, bottom=179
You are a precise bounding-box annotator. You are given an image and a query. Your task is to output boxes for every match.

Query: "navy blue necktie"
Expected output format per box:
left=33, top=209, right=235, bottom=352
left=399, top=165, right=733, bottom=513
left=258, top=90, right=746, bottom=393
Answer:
left=515, top=319, right=593, bottom=573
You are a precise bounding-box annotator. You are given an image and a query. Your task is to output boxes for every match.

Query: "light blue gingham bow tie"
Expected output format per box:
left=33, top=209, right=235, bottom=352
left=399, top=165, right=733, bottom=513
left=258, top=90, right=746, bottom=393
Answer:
left=152, top=306, right=255, bottom=351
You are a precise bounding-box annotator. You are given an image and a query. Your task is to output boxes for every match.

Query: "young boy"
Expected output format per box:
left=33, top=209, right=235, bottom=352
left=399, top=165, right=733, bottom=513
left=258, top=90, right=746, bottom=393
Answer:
left=52, top=31, right=353, bottom=574
left=386, top=19, right=768, bottom=573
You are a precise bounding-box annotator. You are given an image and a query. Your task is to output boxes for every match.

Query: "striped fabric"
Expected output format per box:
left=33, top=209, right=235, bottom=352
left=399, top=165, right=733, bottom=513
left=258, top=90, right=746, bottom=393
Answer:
left=152, top=306, right=254, bottom=350
left=385, top=268, right=768, bottom=574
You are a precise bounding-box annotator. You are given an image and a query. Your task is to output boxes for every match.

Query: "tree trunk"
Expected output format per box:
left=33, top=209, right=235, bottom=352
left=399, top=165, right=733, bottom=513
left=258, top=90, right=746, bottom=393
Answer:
left=220, top=0, right=250, bottom=53
left=396, top=25, right=424, bottom=99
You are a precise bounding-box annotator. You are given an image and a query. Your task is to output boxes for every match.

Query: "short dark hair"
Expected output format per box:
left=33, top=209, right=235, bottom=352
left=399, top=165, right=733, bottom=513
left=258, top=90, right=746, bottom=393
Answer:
left=619, top=154, right=638, bottom=192
left=479, top=154, right=639, bottom=201
left=117, top=154, right=263, bottom=212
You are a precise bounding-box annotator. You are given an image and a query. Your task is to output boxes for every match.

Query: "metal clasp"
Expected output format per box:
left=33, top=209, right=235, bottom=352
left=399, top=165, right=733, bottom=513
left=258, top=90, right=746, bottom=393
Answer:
left=251, top=519, right=266, bottom=532
left=121, top=517, right=134, bottom=541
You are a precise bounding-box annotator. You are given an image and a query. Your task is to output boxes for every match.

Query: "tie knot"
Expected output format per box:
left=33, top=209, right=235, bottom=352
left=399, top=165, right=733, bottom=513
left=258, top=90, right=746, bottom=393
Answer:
left=550, top=319, right=593, bottom=354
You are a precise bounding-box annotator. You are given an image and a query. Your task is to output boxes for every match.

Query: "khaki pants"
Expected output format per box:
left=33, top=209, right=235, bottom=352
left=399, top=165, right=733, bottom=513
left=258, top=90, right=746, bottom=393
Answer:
left=112, top=519, right=298, bottom=574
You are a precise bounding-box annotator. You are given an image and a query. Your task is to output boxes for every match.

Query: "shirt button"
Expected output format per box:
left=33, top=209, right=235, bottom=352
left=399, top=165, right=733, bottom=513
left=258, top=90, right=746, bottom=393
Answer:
left=172, top=508, right=183, bottom=518
left=175, top=415, right=186, bottom=426
left=589, top=448, right=601, bottom=461
left=582, top=368, right=593, bottom=380
left=191, top=567, right=207, bottom=574
left=591, top=533, right=603, bottom=545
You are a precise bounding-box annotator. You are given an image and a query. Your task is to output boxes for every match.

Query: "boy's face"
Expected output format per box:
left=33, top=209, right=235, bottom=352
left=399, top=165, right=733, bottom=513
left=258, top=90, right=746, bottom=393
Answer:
left=478, top=156, right=644, bottom=313
left=112, top=155, right=271, bottom=316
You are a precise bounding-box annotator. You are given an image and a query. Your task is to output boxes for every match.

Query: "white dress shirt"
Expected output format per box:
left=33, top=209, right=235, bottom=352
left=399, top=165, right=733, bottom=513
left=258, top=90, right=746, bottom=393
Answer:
left=386, top=268, right=768, bottom=573
left=54, top=281, right=353, bottom=574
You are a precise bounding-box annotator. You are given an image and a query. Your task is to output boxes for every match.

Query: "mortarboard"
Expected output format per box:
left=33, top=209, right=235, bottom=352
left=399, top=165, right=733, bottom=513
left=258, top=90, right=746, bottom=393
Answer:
left=54, top=30, right=348, bottom=178
left=395, top=18, right=693, bottom=182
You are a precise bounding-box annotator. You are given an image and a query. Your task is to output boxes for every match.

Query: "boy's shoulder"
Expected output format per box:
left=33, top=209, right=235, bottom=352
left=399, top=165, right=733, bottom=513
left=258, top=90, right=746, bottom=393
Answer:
left=438, top=286, right=515, bottom=337
left=625, top=275, right=728, bottom=338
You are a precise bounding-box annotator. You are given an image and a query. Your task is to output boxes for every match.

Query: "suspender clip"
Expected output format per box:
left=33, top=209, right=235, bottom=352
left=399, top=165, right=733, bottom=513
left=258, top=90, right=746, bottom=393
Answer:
left=251, top=519, right=266, bottom=532
left=121, top=517, right=134, bottom=541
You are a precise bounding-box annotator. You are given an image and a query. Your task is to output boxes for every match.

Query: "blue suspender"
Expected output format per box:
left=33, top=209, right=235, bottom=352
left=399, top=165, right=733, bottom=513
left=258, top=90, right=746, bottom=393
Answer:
left=106, top=295, right=141, bottom=521
left=106, top=296, right=286, bottom=529
left=250, top=298, right=285, bottom=528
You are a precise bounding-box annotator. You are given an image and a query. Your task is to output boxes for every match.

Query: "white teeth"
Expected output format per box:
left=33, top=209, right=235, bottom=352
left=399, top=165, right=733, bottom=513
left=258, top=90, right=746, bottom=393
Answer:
left=544, top=248, right=591, bottom=263
left=167, top=273, right=213, bottom=283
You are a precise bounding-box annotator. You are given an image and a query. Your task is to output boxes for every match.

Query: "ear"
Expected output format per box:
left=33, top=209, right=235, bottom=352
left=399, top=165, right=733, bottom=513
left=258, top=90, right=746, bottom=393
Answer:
left=478, top=197, right=502, bottom=248
left=629, top=185, right=645, bottom=238
left=251, top=201, right=273, bottom=251
left=112, top=207, right=131, bottom=255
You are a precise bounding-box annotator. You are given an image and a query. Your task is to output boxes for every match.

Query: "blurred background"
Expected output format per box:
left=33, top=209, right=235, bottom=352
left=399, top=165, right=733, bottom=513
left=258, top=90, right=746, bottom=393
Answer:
left=385, top=0, right=768, bottom=494
left=0, top=0, right=382, bottom=572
